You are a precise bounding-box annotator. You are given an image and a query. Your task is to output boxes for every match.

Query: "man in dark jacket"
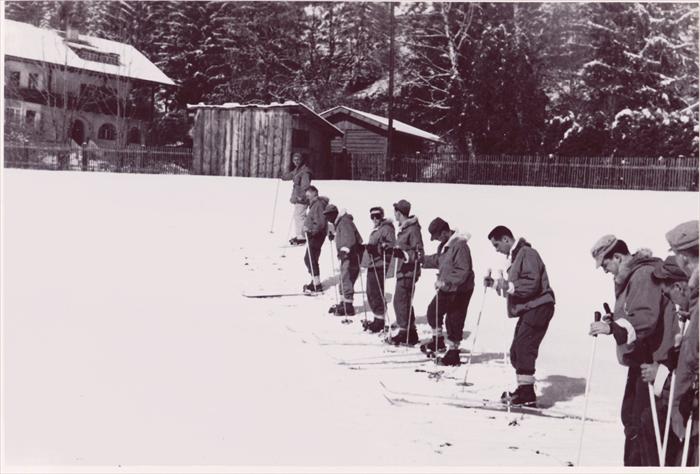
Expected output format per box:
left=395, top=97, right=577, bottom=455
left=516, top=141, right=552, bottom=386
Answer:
left=589, top=234, right=664, bottom=466
left=666, top=220, right=699, bottom=466
left=420, top=217, right=474, bottom=366
left=301, top=186, right=328, bottom=293
left=485, top=226, right=555, bottom=406
left=389, top=199, right=423, bottom=346
left=361, top=207, right=396, bottom=333
left=281, top=152, right=312, bottom=246
left=325, top=204, right=363, bottom=316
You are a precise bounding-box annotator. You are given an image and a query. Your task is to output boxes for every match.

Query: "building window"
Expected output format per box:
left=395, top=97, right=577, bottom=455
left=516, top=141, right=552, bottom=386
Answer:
left=292, top=129, right=310, bottom=148
left=28, top=73, right=39, bottom=90
left=68, top=46, right=120, bottom=66
left=8, top=71, right=20, bottom=88
left=98, top=123, right=116, bottom=140
left=127, top=127, right=141, bottom=145
left=25, top=110, right=37, bottom=127
left=5, top=107, right=21, bottom=124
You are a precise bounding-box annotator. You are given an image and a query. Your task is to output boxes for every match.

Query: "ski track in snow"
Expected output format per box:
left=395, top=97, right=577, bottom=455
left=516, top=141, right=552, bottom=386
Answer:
left=4, top=170, right=697, bottom=468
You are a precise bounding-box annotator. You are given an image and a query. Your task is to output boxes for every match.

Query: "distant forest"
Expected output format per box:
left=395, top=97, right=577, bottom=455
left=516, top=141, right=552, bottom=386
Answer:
left=5, top=1, right=699, bottom=156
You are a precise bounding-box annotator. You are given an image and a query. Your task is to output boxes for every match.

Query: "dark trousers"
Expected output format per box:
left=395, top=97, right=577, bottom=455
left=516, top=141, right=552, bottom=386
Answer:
left=640, top=374, right=681, bottom=466
left=339, top=256, right=360, bottom=301
left=510, top=303, right=554, bottom=376
left=393, top=276, right=418, bottom=330
left=303, top=238, right=323, bottom=277
left=622, top=366, right=655, bottom=466
left=426, top=288, right=474, bottom=344
left=366, top=264, right=385, bottom=316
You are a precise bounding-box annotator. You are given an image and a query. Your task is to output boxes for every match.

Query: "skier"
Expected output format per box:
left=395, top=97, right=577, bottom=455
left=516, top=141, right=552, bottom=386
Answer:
left=666, top=220, right=699, bottom=466
left=324, top=204, right=363, bottom=316
left=589, top=234, right=664, bottom=466
left=419, top=217, right=474, bottom=366
left=484, top=226, right=555, bottom=406
left=388, top=199, right=423, bottom=346
left=281, top=152, right=312, bottom=246
left=361, top=207, right=396, bottom=333
left=639, top=256, right=688, bottom=465
left=301, top=186, right=328, bottom=293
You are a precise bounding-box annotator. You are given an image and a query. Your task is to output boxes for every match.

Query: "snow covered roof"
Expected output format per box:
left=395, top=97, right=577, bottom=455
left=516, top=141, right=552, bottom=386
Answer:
left=187, top=101, right=344, bottom=137
left=321, top=106, right=443, bottom=143
left=3, top=19, right=175, bottom=86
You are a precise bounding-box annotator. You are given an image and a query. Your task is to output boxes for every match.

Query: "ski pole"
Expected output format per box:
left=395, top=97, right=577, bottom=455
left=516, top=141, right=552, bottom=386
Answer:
left=498, top=269, right=508, bottom=365
left=328, top=241, right=340, bottom=309
left=270, top=178, right=281, bottom=233
left=661, top=317, right=687, bottom=466
left=434, top=287, right=440, bottom=367
left=648, top=382, right=663, bottom=465
left=369, top=256, right=389, bottom=329
left=357, top=254, right=368, bottom=327
left=382, top=249, right=390, bottom=331
left=461, top=284, right=489, bottom=389
left=305, top=237, right=317, bottom=290
left=681, top=416, right=693, bottom=466
left=576, top=310, right=602, bottom=467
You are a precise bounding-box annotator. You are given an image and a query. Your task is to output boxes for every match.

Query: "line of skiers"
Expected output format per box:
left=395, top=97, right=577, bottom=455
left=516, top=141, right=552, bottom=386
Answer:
left=588, top=221, right=698, bottom=466
left=281, top=154, right=698, bottom=466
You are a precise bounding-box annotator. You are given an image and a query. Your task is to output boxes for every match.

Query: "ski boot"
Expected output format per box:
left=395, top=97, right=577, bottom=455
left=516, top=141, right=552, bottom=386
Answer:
left=501, top=384, right=536, bottom=406
left=419, top=335, right=446, bottom=357
left=289, top=237, right=306, bottom=246
left=362, top=318, right=386, bottom=333
left=438, top=348, right=461, bottom=366
left=329, top=302, right=355, bottom=316
left=390, top=327, right=419, bottom=346
left=303, top=282, right=323, bottom=294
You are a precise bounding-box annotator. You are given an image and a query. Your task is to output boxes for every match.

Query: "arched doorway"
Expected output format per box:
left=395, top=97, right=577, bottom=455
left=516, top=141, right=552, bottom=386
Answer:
left=70, top=119, right=85, bottom=145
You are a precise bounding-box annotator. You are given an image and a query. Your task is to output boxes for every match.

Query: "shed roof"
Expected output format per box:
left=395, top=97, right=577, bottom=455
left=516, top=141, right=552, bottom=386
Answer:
left=321, top=106, right=442, bottom=143
left=188, top=101, right=344, bottom=137
left=4, top=19, right=175, bottom=86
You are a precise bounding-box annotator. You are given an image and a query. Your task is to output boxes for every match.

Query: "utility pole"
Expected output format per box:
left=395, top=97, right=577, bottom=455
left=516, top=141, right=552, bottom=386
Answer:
left=386, top=1, right=395, bottom=160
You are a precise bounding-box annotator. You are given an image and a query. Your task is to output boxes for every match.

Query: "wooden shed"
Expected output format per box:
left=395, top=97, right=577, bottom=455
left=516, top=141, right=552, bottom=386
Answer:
left=188, top=101, right=343, bottom=178
left=320, top=106, right=443, bottom=156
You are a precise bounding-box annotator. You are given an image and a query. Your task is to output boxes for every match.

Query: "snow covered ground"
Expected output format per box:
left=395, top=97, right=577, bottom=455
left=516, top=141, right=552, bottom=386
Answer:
left=2, top=169, right=698, bottom=471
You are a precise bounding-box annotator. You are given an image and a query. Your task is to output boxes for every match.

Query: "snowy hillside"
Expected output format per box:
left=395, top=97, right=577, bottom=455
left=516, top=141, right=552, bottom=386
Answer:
left=2, top=169, right=698, bottom=470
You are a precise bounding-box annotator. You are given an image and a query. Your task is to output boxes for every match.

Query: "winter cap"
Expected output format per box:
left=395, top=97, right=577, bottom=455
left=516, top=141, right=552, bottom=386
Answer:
left=370, top=207, right=384, bottom=219
left=666, top=220, right=699, bottom=252
left=428, top=217, right=450, bottom=240
left=323, top=204, right=339, bottom=216
left=652, top=256, right=688, bottom=283
left=591, top=234, right=618, bottom=268
left=393, top=199, right=411, bottom=217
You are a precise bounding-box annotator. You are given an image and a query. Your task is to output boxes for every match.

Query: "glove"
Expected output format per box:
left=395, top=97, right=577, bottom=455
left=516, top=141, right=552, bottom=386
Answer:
left=602, top=303, right=614, bottom=323
left=640, top=363, right=658, bottom=384
left=483, top=269, right=494, bottom=288
left=328, top=231, right=335, bottom=241
left=365, top=243, right=379, bottom=257
left=391, top=247, right=406, bottom=259
left=434, top=280, right=446, bottom=290
left=678, top=386, right=699, bottom=420
left=380, top=242, right=392, bottom=251
left=495, top=278, right=509, bottom=296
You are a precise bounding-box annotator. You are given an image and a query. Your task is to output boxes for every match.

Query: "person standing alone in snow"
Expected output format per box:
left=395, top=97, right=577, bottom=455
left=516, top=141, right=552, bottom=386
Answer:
left=324, top=204, right=363, bottom=316
left=361, top=207, right=396, bottom=333
left=389, top=199, right=423, bottom=346
left=281, top=152, right=312, bottom=246
left=420, top=218, right=475, bottom=366
left=485, top=226, right=555, bottom=406
left=589, top=235, right=664, bottom=466
left=301, top=186, right=328, bottom=293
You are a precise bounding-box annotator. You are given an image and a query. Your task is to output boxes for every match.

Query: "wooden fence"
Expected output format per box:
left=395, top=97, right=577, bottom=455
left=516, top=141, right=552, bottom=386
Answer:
left=3, top=143, right=192, bottom=175
left=351, top=153, right=699, bottom=192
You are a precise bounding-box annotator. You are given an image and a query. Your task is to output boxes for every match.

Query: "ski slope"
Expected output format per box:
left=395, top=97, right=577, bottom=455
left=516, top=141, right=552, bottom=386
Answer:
left=2, top=169, right=698, bottom=470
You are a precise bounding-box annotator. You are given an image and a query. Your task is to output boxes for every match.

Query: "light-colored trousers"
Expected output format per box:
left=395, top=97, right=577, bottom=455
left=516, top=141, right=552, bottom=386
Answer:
left=293, top=203, right=308, bottom=239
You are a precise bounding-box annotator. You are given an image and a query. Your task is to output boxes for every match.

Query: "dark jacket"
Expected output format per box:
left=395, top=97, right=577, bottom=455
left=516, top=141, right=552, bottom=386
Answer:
left=281, top=164, right=312, bottom=204
left=423, top=231, right=474, bottom=293
left=395, top=216, right=424, bottom=280
left=304, top=195, right=329, bottom=241
left=505, top=238, right=555, bottom=318
left=332, top=211, right=363, bottom=259
left=611, top=249, right=664, bottom=367
left=671, top=269, right=699, bottom=440
left=361, top=218, right=396, bottom=268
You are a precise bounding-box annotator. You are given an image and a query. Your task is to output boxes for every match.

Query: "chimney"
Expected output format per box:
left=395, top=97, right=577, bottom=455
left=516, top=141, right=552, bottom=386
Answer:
left=66, top=23, right=79, bottom=41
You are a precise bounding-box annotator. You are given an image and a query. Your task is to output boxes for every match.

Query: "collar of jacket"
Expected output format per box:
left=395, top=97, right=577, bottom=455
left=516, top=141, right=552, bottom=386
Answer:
left=399, top=216, right=418, bottom=230
left=375, top=218, right=394, bottom=230
left=510, top=237, right=530, bottom=261
left=310, top=195, right=329, bottom=207
left=614, top=248, right=659, bottom=288
left=334, top=209, right=351, bottom=226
